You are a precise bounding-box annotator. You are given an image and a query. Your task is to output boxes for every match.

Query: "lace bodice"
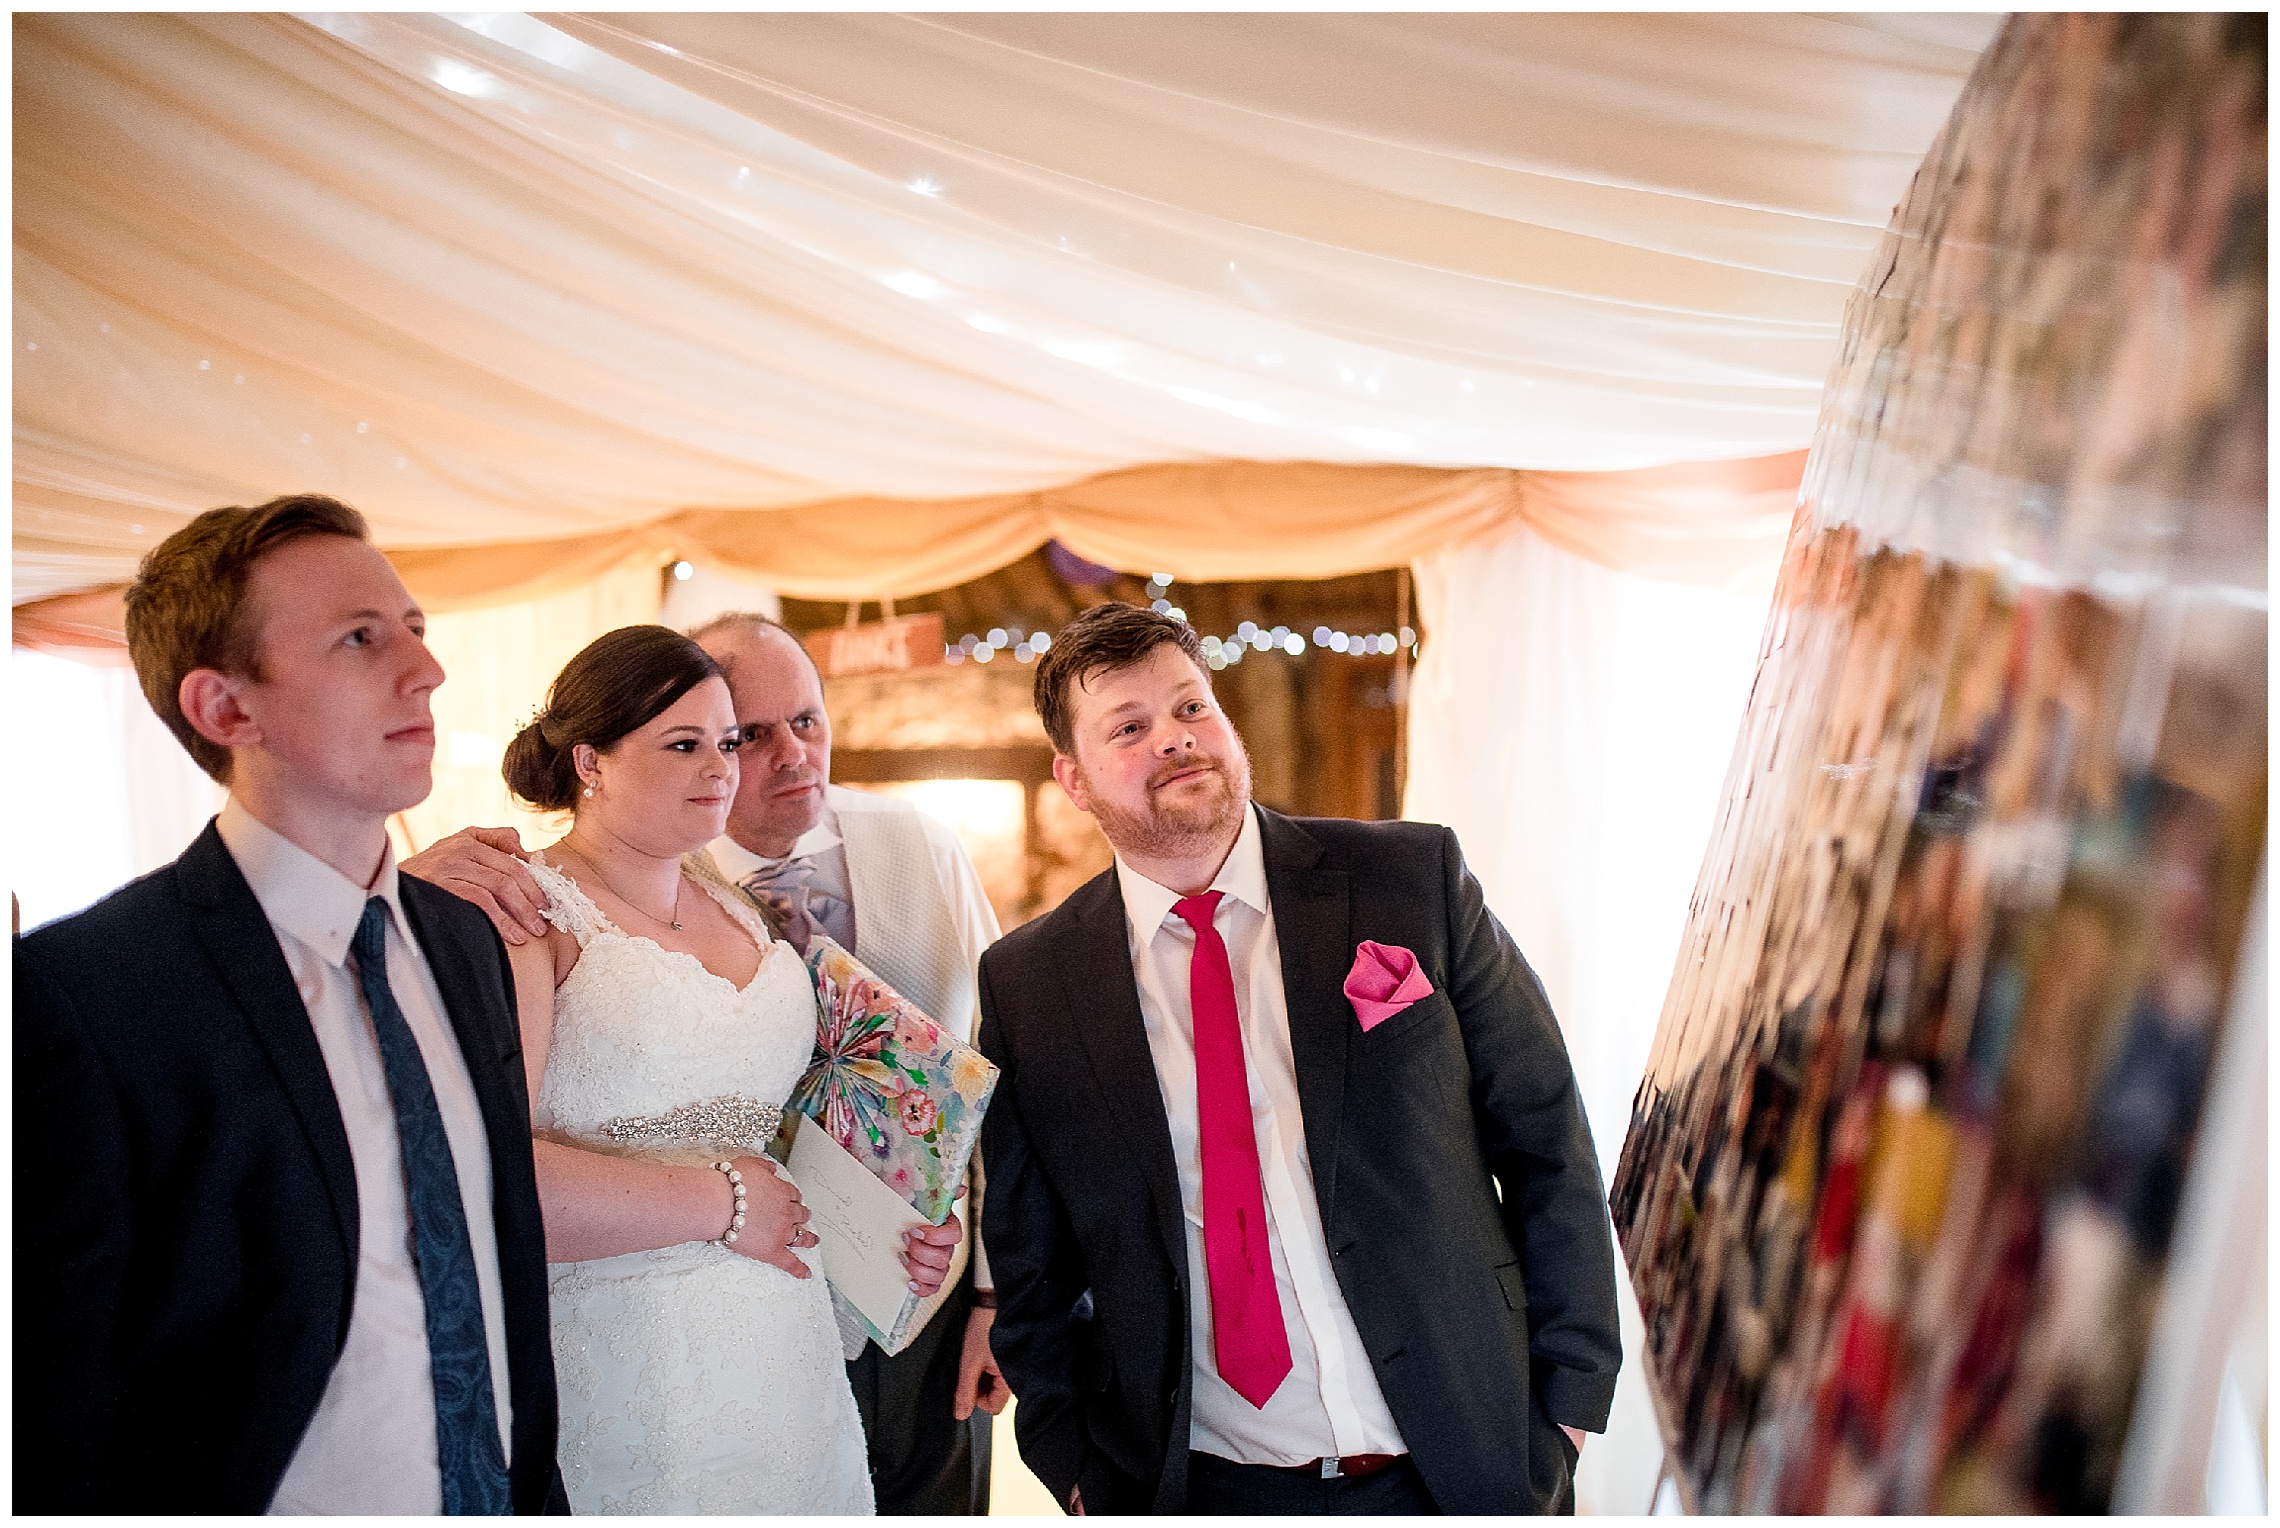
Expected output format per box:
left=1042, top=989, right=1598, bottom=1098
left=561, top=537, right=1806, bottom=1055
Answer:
left=527, top=854, right=816, bottom=1144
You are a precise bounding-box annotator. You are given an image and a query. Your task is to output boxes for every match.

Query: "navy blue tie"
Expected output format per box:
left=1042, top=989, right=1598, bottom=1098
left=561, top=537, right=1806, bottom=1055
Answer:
left=351, top=897, right=512, bottom=1515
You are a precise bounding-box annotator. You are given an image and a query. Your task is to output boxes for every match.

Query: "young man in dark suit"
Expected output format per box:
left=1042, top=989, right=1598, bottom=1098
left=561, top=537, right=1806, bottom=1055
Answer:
left=15, top=495, right=563, bottom=1513
left=976, top=602, right=1621, bottom=1515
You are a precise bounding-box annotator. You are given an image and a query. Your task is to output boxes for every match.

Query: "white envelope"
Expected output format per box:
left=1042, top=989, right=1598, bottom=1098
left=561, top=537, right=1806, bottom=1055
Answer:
left=784, top=1113, right=930, bottom=1335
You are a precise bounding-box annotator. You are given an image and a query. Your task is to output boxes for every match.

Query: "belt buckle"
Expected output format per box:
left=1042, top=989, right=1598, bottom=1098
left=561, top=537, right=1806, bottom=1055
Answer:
left=1321, top=1453, right=1396, bottom=1481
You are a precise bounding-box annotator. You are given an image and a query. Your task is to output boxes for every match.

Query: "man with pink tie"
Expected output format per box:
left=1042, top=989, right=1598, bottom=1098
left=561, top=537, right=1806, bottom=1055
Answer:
left=975, top=602, right=1620, bottom=1514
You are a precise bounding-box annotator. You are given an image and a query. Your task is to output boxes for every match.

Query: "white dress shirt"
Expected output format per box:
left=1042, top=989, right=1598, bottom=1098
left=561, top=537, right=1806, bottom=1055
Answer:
left=217, top=800, right=514, bottom=1515
left=1116, top=805, right=1406, bottom=1466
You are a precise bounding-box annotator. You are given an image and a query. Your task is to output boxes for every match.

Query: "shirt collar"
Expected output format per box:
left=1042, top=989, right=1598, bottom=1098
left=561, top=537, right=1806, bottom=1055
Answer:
left=709, top=800, right=842, bottom=881
left=1113, top=802, right=1268, bottom=945
left=215, top=796, right=404, bottom=969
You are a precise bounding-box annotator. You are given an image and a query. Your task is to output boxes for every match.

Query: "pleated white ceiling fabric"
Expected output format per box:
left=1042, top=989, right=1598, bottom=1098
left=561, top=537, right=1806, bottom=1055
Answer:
left=12, top=12, right=1997, bottom=602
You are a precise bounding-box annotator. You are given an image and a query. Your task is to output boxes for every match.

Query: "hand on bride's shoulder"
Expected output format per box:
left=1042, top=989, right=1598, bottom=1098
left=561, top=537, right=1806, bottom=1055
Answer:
left=402, top=825, right=551, bottom=946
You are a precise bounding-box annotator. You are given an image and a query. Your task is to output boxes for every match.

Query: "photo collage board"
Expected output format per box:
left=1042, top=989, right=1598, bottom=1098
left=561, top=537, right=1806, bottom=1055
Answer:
left=1609, top=14, right=2267, bottom=1515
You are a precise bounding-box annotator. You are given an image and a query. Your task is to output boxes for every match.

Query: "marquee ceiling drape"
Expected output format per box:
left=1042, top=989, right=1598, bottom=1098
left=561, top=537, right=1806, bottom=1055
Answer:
left=12, top=12, right=1995, bottom=607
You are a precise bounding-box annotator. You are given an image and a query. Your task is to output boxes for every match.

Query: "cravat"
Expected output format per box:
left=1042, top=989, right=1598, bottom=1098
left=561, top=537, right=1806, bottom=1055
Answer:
left=742, top=856, right=853, bottom=955
left=1173, top=891, right=1293, bottom=1410
left=350, top=898, right=512, bottom=1515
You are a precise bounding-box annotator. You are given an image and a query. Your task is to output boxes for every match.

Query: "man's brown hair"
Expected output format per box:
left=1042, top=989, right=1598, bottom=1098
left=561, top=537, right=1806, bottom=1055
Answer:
left=123, top=493, right=371, bottom=784
left=1031, top=600, right=1207, bottom=756
left=502, top=625, right=725, bottom=811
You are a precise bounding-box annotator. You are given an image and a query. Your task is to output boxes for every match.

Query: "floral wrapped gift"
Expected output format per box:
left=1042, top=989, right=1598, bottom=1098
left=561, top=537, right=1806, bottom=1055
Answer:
left=786, top=938, right=999, bottom=1352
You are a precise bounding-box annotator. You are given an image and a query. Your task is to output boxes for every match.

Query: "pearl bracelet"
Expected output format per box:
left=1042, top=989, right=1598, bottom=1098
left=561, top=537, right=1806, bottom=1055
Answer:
left=710, top=1160, right=748, bottom=1246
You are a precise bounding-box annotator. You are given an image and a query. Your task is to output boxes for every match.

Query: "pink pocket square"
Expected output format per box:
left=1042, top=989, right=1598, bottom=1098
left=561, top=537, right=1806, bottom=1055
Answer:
left=1344, top=941, right=1434, bottom=1031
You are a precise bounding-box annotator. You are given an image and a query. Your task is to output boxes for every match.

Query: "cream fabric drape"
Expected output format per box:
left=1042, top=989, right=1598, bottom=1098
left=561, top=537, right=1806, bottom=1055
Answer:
left=12, top=452, right=1807, bottom=640
left=14, top=12, right=1991, bottom=604
left=454, top=453, right=1808, bottom=609
left=1403, top=522, right=1774, bottom=1513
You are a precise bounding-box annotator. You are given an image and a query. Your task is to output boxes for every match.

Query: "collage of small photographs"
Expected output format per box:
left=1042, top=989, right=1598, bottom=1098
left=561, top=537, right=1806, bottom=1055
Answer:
left=1610, top=13, right=2266, bottom=1517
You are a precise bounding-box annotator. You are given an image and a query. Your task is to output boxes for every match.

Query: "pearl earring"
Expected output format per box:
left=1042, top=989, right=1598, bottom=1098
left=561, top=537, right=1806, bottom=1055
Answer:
left=583, top=781, right=597, bottom=798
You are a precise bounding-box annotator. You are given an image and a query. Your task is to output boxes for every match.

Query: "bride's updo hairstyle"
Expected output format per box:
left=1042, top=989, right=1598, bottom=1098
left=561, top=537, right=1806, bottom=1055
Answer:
left=503, top=624, right=726, bottom=811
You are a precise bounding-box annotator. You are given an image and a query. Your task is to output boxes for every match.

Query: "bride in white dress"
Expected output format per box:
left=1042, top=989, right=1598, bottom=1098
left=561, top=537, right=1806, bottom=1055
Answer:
left=495, top=626, right=956, bottom=1513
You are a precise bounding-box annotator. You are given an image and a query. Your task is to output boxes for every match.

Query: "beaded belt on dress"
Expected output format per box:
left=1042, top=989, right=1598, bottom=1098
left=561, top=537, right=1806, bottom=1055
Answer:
left=599, top=1093, right=783, bottom=1150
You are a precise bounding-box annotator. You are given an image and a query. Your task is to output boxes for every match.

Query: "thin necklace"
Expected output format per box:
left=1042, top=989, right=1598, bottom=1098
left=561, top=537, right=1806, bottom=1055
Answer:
left=556, top=843, right=684, bottom=932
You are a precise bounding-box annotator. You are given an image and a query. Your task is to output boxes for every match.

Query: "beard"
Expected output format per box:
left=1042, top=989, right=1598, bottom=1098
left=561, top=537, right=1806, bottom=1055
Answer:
left=1080, top=736, right=1254, bottom=862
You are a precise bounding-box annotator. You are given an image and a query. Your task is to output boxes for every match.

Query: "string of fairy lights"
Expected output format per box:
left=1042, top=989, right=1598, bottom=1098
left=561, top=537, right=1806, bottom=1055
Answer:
left=940, top=573, right=1418, bottom=669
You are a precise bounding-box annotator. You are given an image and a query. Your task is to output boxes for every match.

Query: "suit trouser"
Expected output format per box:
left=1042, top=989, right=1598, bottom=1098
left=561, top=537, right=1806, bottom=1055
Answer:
left=1186, top=1453, right=1439, bottom=1515
left=1186, top=1422, right=1578, bottom=1517
left=845, top=1267, right=991, bottom=1514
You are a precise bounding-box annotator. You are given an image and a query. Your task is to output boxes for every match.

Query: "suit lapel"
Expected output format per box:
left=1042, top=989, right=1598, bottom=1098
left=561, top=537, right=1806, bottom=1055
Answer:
left=175, top=823, right=360, bottom=1263
left=1063, top=871, right=1188, bottom=1271
left=399, top=883, right=520, bottom=1153
left=1259, top=809, right=1353, bottom=1225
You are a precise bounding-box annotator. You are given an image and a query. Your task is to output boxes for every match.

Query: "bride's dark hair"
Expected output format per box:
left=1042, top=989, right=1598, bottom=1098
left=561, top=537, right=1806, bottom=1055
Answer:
left=503, top=625, right=727, bottom=811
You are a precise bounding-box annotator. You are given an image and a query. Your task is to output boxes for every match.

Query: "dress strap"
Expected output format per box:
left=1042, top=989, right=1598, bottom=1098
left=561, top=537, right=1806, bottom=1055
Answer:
left=527, top=853, right=616, bottom=949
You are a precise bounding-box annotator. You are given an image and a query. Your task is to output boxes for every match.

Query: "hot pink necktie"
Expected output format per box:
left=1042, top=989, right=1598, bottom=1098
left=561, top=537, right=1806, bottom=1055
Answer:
left=1173, top=891, right=1293, bottom=1409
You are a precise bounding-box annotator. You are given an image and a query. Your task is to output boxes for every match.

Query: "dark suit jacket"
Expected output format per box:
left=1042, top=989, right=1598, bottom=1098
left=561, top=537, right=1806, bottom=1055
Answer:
left=977, top=808, right=1620, bottom=1514
left=14, top=821, right=564, bottom=1514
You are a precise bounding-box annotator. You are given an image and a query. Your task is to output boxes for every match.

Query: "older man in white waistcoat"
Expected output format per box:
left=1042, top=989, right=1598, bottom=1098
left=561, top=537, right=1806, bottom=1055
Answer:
left=405, top=613, right=1007, bottom=1514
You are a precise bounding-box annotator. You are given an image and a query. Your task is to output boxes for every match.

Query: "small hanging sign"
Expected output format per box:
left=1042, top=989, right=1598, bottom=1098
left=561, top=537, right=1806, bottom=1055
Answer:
left=804, top=612, right=945, bottom=678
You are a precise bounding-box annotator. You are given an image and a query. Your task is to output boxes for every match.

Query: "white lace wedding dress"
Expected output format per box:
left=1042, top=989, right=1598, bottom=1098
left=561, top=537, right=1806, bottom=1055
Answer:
left=527, top=855, right=874, bottom=1515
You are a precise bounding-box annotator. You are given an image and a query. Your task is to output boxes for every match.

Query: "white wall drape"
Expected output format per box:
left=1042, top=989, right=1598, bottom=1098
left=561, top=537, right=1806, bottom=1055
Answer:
left=8, top=648, right=221, bottom=932
left=9, top=568, right=663, bottom=933
left=1404, top=524, right=1773, bottom=1513
left=393, top=563, right=666, bottom=858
